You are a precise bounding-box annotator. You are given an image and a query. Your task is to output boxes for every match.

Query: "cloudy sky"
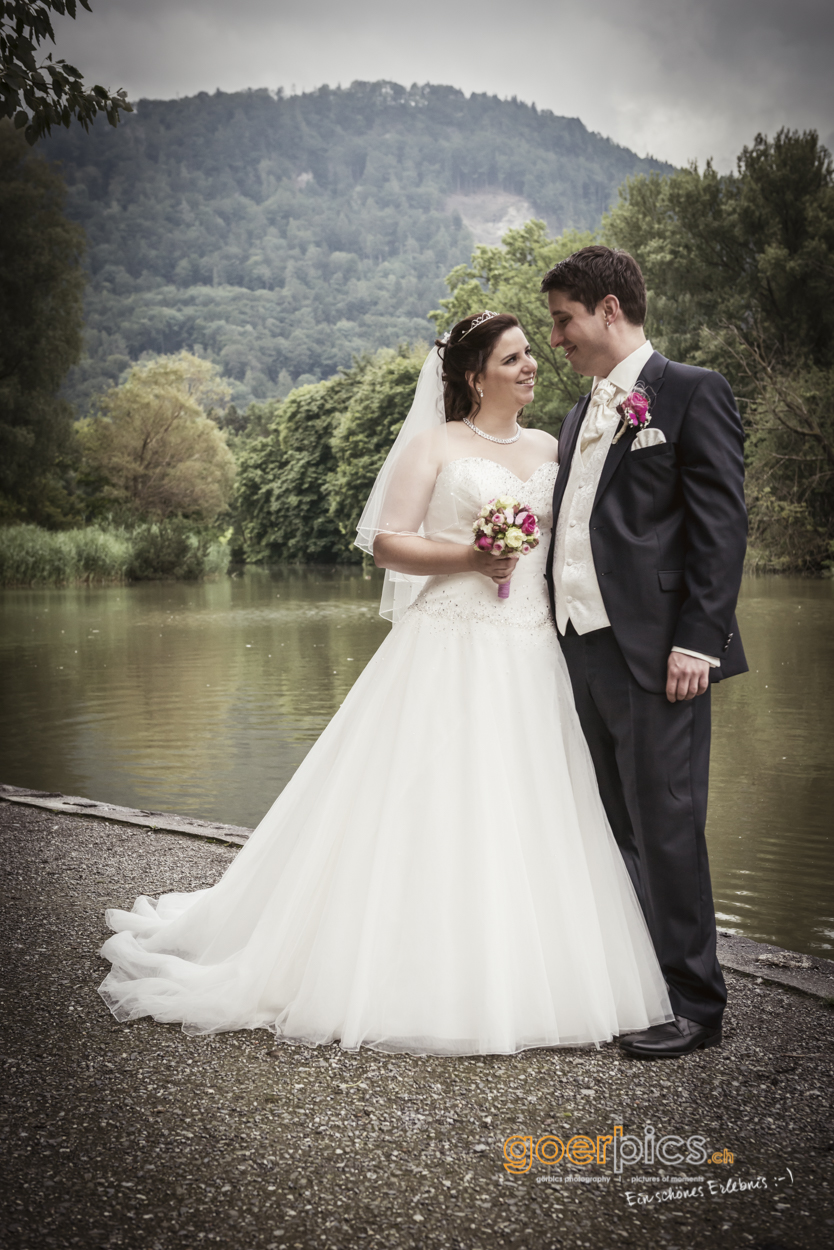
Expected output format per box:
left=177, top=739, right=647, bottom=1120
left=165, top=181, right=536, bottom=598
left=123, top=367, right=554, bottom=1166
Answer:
left=51, top=0, right=833, bottom=171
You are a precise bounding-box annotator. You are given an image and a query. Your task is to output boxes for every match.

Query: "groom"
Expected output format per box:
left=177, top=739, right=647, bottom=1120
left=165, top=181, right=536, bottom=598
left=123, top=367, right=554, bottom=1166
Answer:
left=542, top=245, right=747, bottom=1059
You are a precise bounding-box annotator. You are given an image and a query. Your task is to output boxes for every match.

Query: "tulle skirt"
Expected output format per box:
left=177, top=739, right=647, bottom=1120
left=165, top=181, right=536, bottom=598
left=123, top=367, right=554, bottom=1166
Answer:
left=98, top=585, right=673, bottom=1054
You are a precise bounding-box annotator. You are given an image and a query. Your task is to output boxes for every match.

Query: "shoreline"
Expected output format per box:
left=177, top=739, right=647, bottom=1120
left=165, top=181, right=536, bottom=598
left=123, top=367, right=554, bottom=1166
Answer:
left=3, top=781, right=833, bottom=1005
left=2, top=563, right=833, bottom=592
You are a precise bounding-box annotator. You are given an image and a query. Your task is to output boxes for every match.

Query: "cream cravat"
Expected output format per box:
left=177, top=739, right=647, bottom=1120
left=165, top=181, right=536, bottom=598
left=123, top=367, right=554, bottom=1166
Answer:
left=579, top=379, right=621, bottom=458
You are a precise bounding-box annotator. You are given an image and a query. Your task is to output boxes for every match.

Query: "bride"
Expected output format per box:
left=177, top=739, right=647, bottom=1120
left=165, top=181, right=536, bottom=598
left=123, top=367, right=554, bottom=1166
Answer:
left=98, top=311, right=673, bottom=1055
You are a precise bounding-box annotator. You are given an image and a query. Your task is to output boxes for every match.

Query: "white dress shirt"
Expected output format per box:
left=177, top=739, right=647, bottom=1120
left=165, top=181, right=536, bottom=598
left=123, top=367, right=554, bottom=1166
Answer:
left=552, top=339, right=719, bottom=667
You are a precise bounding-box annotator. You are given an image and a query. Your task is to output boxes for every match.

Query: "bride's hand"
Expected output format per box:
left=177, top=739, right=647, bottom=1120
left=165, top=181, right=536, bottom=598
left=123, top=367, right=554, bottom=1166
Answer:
left=468, top=548, right=519, bottom=584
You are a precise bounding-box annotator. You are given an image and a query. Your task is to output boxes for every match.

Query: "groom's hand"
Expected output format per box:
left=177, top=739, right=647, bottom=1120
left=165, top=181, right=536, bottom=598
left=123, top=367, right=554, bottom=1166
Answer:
left=666, top=652, right=710, bottom=703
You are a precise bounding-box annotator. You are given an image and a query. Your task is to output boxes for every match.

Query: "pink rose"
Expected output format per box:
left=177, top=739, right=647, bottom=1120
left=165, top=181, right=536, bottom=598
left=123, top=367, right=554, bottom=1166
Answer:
left=622, top=391, right=650, bottom=427
left=521, top=543, right=531, bottom=554
left=520, top=513, right=537, bottom=535
left=492, top=513, right=503, bottom=525
left=492, top=539, right=505, bottom=553
left=476, top=535, right=493, bottom=551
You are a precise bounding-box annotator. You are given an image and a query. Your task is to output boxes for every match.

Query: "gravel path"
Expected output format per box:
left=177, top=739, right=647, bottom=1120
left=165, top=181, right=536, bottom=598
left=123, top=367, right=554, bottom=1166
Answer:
left=2, top=802, right=833, bottom=1250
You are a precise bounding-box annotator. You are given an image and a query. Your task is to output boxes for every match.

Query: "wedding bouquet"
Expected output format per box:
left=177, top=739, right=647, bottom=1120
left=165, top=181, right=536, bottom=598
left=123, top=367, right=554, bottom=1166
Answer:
left=472, top=496, right=541, bottom=600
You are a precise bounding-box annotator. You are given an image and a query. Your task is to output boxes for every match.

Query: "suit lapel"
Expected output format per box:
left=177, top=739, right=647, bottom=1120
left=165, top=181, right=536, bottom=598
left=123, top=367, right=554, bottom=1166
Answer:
left=594, top=351, right=669, bottom=504
left=552, top=391, right=591, bottom=522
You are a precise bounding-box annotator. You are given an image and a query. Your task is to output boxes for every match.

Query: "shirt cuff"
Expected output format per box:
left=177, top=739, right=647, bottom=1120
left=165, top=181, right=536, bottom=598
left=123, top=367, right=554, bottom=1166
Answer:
left=671, top=646, right=721, bottom=669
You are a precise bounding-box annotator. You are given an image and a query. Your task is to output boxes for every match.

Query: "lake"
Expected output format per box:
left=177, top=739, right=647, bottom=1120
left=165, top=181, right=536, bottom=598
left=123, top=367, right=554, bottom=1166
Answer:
left=1, top=568, right=832, bottom=959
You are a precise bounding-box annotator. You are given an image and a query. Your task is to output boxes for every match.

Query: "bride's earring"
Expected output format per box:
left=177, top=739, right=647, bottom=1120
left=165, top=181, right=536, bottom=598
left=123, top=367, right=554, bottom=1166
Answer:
left=477, top=387, right=484, bottom=398
left=604, top=319, right=610, bottom=329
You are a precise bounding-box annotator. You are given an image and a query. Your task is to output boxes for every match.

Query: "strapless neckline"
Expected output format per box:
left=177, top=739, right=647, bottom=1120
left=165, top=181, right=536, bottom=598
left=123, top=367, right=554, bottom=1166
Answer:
left=439, top=456, right=557, bottom=490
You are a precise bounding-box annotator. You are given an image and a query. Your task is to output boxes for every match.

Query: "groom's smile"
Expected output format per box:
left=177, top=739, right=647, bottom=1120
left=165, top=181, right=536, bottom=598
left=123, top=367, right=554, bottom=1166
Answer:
left=547, top=290, right=610, bottom=378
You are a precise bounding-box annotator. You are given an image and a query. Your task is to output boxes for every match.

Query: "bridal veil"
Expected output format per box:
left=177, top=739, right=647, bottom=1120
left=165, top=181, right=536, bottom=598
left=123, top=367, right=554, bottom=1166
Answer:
left=355, top=345, right=460, bottom=623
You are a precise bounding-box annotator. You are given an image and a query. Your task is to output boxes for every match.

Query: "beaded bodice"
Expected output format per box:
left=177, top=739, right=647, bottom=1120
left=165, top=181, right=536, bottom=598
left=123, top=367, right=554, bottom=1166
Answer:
left=409, top=457, right=559, bottom=631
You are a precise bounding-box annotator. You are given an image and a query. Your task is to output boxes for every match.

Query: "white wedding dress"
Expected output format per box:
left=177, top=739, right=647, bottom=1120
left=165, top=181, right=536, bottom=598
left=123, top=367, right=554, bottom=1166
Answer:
left=99, top=456, right=673, bottom=1054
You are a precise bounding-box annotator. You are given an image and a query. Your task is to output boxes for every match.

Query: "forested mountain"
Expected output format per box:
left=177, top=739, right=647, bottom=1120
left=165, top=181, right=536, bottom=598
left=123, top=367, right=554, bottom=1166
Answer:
left=42, top=81, right=673, bottom=412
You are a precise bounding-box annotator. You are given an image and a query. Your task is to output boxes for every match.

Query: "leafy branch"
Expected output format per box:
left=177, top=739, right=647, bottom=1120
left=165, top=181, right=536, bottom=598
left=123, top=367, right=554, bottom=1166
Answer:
left=1, top=0, right=132, bottom=144
left=703, top=322, right=834, bottom=473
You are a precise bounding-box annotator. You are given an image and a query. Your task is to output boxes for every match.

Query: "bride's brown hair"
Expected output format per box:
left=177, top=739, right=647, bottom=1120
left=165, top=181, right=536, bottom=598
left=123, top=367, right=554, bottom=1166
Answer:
left=434, top=312, right=521, bottom=424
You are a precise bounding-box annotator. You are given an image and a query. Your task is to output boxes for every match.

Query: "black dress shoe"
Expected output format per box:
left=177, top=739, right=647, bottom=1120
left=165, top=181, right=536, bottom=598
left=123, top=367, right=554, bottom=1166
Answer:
left=618, top=1014, right=722, bottom=1060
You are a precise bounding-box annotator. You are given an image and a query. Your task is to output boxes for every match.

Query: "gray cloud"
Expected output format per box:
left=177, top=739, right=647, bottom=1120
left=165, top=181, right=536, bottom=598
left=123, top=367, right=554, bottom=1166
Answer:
left=50, top=0, right=834, bottom=170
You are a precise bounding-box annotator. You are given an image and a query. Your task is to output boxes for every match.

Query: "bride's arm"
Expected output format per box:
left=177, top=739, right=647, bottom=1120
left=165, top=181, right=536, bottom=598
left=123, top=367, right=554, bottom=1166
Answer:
left=373, top=533, right=518, bottom=583
left=370, top=438, right=518, bottom=582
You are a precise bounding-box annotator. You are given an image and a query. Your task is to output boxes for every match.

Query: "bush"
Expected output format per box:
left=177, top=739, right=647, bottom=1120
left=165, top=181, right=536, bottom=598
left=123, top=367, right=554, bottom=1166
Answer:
left=126, top=520, right=207, bottom=581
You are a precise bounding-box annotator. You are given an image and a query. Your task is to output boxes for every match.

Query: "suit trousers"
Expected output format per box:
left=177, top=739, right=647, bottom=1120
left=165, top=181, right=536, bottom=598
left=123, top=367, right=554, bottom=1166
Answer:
left=559, top=622, right=726, bottom=1027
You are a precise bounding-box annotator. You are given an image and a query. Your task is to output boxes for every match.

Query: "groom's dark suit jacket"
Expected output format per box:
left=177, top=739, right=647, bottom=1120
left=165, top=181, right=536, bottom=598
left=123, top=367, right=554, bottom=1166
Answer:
left=545, top=351, right=748, bottom=694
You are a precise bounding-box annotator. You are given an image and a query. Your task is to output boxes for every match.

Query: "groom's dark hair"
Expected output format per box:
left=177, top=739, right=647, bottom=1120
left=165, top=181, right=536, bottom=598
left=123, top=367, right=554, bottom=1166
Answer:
left=540, top=245, right=647, bottom=326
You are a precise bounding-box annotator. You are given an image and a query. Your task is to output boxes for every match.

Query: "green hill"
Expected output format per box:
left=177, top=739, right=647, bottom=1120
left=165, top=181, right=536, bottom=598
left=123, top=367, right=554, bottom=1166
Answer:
left=42, top=80, right=674, bottom=412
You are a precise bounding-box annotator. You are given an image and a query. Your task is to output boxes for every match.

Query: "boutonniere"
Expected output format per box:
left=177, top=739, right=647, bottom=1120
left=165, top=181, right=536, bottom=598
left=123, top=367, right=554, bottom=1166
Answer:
left=612, top=385, right=652, bottom=444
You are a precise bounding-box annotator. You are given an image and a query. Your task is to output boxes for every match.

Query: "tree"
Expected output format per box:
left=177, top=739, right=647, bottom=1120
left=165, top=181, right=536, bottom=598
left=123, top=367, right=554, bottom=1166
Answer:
left=234, top=371, right=364, bottom=565
left=0, top=118, right=85, bottom=522
left=603, top=129, right=834, bottom=371
left=328, top=345, right=428, bottom=554
left=1, top=0, right=131, bottom=144
left=604, top=128, right=834, bottom=571
left=78, top=352, right=236, bottom=522
left=431, top=220, right=595, bottom=435
left=233, top=346, right=428, bottom=564
left=702, top=324, right=834, bottom=572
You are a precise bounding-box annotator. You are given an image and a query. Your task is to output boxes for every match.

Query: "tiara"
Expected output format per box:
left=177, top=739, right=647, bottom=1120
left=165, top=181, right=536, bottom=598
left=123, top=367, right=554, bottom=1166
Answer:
left=457, top=310, right=498, bottom=340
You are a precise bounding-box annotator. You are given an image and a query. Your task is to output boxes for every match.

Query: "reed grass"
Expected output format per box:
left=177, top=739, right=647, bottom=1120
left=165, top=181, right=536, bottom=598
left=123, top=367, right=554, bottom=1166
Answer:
left=0, top=524, right=229, bottom=587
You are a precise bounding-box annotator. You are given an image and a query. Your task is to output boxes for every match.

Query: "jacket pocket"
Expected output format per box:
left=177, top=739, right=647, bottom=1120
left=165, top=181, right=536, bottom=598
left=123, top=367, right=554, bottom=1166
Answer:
left=658, top=569, right=684, bottom=592
left=629, top=442, right=675, bottom=461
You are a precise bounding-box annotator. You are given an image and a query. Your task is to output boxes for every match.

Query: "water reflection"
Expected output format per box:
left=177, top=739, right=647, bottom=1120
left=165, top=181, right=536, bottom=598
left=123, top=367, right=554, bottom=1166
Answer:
left=1, top=569, right=832, bottom=958
left=0, top=567, right=388, bottom=827
left=710, top=576, right=834, bottom=957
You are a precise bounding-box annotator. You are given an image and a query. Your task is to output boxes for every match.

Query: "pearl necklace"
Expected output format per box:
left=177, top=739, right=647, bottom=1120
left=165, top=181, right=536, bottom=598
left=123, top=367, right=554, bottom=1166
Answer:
left=462, top=416, right=521, bottom=445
